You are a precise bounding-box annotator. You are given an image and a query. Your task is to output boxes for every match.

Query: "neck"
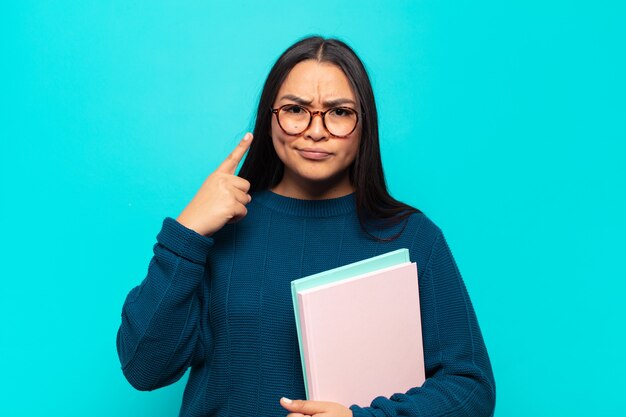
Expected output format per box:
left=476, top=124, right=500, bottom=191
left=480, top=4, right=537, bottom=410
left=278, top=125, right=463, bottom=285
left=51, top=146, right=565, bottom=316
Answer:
left=271, top=173, right=354, bottom=200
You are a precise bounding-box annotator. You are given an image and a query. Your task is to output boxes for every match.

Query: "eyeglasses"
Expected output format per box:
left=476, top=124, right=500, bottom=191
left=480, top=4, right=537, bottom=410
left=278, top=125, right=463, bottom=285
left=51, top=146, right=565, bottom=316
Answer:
left=271, top=104, right=359, bottom=138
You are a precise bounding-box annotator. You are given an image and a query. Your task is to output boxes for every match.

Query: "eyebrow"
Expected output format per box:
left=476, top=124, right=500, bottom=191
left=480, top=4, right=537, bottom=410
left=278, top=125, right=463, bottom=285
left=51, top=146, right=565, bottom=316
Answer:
left=278, top=94, right=357, bottom=108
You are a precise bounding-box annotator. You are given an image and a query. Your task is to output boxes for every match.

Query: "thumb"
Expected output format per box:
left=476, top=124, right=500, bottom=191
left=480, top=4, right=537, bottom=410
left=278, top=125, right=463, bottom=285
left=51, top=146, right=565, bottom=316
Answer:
left=280, top=397, right=303, bottom=411
left=280, top=397, right=324, bottom=415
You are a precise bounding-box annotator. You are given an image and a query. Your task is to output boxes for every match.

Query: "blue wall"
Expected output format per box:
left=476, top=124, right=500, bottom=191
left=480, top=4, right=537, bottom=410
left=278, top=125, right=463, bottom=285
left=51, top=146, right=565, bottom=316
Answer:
left=2, top=1, right=624, bottom=415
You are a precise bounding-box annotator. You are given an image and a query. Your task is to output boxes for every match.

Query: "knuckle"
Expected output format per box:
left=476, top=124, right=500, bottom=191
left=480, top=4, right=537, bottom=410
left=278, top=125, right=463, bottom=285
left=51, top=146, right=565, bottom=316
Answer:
left=216, top=177, right=227, bottom=188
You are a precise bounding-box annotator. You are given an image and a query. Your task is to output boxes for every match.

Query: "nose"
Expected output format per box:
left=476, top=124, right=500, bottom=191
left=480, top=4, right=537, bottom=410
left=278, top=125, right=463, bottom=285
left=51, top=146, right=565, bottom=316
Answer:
left=304, top=112, right=328, bottom=142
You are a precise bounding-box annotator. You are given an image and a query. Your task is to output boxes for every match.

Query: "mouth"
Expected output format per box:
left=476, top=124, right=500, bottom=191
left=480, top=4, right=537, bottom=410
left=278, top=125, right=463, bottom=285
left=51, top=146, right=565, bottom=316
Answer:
left=296, top=148, right=333, bottom=160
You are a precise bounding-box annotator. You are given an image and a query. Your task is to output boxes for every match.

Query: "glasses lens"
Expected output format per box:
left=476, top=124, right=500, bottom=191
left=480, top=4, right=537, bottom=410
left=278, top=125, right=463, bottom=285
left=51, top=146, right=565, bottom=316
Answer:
left=325, top=107, right=358, bottom=136
left=277, top=105, right=358, bottom=136
left=278, top=105, right=310, bottom=135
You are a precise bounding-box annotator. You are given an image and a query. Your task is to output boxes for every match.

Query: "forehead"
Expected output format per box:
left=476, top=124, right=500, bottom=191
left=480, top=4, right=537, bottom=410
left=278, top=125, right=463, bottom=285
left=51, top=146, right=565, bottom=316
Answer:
left=277, top=60, right=356, bottom=101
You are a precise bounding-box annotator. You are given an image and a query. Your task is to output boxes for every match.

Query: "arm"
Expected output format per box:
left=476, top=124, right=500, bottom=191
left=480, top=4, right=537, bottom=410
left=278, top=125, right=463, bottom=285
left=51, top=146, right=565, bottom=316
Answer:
left=116, top=217, right=213, bottom=391
left=350, top=231, right=496, bottom=417
left=117, top=133, right=253, bottom=391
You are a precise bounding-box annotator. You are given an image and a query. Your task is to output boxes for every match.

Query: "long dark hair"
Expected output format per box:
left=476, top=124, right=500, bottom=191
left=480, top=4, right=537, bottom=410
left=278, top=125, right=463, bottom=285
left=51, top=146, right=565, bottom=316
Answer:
left=238, top=36, right=421, bottom=241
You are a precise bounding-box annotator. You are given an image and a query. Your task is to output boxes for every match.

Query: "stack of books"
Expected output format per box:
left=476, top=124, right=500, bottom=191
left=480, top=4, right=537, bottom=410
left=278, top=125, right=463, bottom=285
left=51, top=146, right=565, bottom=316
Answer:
left=291, top=248, right=426, bottom=408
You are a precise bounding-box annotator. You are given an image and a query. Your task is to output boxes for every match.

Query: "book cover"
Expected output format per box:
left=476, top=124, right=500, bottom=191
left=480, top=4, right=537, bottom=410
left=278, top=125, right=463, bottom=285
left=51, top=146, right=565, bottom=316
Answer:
left=293, top=257, right=425, bottom=407
left=291, top=249, right=410, bottom=397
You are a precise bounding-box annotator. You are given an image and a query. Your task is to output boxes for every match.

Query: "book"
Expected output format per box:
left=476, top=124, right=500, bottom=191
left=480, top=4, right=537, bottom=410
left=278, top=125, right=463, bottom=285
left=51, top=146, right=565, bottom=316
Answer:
left=291, top=249, right=425, bottom=408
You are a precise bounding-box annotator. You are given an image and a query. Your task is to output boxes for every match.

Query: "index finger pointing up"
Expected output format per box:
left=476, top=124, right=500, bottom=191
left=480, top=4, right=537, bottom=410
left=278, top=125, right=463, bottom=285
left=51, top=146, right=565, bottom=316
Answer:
left=218, top=132, right=253, bottom=174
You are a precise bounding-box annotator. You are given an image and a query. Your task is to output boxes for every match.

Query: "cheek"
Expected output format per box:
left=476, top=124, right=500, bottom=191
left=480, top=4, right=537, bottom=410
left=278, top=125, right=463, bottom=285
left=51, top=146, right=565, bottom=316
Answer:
left=271, top=128, right=289, bottom=163
left=270, top=119, right=281, bottom=147
left=271, top=118, right=287, bottom=144
left=271, top=118, right=299, bottom=158
left=345, top=134, right=361, bottom=162
left=347, top=144, right=359, bottom=165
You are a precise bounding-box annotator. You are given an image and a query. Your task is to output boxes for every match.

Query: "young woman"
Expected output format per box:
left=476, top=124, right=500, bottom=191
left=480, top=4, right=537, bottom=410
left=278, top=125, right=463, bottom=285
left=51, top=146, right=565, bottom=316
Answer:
left=117, top=36, right=496, bottom=417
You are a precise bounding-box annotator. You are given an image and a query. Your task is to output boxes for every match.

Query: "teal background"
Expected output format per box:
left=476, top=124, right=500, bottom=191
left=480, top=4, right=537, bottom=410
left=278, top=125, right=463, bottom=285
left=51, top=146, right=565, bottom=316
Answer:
left=1, top=1, right=624, bottom=415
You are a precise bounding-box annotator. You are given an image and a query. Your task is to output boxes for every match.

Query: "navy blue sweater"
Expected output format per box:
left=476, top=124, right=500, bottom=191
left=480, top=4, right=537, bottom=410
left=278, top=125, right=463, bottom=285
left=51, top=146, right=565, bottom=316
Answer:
left=117, top=191, right=495, bottom=416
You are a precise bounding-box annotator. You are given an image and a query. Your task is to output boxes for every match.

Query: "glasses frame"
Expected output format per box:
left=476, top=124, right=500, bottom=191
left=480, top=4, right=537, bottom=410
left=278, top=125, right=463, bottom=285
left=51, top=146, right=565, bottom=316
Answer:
left=270, top=104, right=360, bottom=138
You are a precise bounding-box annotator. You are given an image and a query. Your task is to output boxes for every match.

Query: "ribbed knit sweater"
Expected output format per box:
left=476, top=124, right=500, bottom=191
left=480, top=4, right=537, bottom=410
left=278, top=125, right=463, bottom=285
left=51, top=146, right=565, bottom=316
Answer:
left=117, top=191, right=495, bottom=417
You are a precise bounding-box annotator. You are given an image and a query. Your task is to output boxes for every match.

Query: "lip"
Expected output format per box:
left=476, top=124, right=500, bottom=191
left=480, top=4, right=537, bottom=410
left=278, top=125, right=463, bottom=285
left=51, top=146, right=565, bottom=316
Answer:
left=296, top=148, right=333, bottom=160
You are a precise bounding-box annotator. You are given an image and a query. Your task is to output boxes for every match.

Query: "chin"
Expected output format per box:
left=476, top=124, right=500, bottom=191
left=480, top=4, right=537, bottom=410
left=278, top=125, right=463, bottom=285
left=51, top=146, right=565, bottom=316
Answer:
left=299, top=168, right=352, bottom=188
left=297, top=166, right=340, bottom=181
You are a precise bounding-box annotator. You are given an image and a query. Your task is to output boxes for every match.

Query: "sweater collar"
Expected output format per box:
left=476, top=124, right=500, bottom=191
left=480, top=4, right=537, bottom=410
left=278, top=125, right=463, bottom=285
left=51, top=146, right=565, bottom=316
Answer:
left=252, top=190, right=356, bottom=218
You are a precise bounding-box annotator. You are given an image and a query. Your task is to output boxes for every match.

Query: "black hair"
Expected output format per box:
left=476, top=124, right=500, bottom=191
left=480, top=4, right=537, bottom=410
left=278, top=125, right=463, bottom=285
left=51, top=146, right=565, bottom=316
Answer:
left=238, top=36, right=421, bottom=241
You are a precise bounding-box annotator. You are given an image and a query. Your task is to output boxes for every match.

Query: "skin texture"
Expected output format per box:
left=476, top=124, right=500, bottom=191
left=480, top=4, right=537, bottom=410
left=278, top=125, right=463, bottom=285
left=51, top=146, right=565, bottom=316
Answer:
left=271, top=60, right=361, bottom=200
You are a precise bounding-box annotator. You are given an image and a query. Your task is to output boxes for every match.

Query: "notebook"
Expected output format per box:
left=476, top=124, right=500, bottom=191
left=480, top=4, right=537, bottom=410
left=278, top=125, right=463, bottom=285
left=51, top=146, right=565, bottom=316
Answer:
left=291, top=249, right=425, bottom=407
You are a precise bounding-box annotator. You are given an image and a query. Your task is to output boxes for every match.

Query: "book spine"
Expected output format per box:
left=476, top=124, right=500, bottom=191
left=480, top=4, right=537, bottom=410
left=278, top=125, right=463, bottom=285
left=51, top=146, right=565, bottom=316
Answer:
left=298, top=293, right=318, bottom=400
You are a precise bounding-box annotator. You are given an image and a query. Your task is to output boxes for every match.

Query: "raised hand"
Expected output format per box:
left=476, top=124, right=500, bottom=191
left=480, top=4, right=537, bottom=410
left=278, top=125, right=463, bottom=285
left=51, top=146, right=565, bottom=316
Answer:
left=176, top=133, right=253, bottom=236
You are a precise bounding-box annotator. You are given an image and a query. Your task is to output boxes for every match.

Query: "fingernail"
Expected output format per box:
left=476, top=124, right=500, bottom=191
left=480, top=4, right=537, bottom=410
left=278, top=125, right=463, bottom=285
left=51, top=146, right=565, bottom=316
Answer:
left=243, top=133, right=252, bottom=141
left=281, top=397, right=292, bottom=404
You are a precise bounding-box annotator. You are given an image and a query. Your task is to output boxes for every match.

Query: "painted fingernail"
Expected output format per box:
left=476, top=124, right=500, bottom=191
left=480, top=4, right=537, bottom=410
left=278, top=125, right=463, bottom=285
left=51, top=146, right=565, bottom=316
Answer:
left=281, top=397, right=293, bottom=404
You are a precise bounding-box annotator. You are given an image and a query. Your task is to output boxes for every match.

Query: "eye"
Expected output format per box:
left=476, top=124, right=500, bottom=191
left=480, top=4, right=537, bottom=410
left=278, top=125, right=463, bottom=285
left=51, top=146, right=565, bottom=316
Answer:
left=330, top=107, right=355, bottom=117
left=283, top=104, right=306, bottom=114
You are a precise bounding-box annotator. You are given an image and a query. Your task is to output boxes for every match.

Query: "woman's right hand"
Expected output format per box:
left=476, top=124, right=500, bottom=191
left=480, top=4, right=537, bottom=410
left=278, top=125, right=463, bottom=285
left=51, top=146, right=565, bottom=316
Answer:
left=176, top=133, right=254, bottom=236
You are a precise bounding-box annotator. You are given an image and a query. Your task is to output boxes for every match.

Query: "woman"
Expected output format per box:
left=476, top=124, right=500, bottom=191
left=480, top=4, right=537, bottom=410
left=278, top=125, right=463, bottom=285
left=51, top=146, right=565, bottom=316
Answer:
left=117, top=36, right=496, bottom=417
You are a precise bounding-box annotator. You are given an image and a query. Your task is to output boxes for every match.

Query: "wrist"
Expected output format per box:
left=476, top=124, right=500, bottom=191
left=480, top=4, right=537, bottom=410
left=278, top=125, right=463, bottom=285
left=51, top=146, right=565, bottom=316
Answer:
left=176, top=215, right=212, bottom=237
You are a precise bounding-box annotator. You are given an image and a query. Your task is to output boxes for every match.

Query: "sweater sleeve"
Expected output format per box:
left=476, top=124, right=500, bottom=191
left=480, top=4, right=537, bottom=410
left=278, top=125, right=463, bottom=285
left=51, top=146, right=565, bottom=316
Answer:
left=350, top=231, right=496, bottom=417
left=116, top=217, right=214, bottom=391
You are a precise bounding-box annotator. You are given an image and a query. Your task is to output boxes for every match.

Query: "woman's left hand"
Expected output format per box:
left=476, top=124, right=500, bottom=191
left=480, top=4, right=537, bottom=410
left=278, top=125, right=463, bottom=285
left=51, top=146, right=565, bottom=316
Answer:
left=280, top=397, right=353, bottom=417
